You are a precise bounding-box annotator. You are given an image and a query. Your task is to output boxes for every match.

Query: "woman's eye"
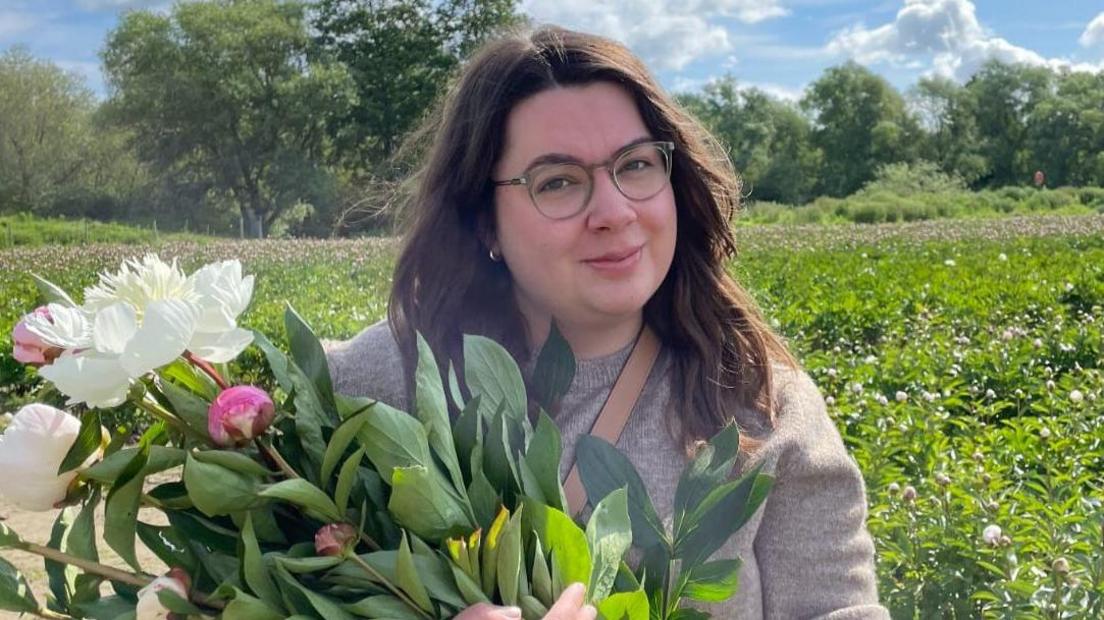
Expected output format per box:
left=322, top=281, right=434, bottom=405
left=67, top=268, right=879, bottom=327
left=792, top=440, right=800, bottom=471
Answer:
left=619, top=159, right=652, bottom=173
left=536, top=176, right=576, bottom=193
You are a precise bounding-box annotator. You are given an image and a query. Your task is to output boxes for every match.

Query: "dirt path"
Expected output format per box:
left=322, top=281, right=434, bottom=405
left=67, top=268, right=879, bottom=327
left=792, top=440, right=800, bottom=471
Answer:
left=0, top=474, right=173, bottom=619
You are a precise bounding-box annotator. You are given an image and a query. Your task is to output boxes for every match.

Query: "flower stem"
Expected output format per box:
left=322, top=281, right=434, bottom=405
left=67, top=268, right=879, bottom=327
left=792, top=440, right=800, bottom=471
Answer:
left=30, top=607, right=69, bottom=620
left=348, top=554, right=433, bottom=620
left=19, top=541, right=152, bottom=587
left=134, top=397, right=206, bottom=444
left=183, top=350, right=230, bottom=390
left=254, top=438, right=300, bottom=479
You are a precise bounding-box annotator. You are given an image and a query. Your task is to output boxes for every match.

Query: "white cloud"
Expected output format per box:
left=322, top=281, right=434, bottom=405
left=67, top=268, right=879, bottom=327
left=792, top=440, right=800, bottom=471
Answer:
left=521, top=0, right=789, bottom=71
left=826, top=0, right=1103, bottom=81
left=1081, top=12, right=1104, bottom=48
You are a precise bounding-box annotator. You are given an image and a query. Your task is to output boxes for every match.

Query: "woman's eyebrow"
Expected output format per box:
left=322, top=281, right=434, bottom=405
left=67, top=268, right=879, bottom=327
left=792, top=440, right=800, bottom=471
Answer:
left=522, top=136, right=655, bottom=170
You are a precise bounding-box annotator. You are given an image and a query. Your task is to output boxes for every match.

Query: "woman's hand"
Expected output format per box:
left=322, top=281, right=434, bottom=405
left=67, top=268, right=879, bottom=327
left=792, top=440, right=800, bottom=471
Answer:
left=543, top=583, right=597, bottom=620
left=453, top=583, right=597, bottom=620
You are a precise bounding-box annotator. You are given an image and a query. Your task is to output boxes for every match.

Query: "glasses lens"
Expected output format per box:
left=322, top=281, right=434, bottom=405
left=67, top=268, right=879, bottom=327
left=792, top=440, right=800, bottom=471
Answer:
left=614, top=144, right=671, bottom=200
left=530, top=163, right=589, bottom=219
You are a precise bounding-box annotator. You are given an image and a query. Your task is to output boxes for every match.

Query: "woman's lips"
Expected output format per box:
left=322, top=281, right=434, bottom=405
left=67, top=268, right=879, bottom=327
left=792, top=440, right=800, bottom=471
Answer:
left=583, top=245, right=643, bottom=272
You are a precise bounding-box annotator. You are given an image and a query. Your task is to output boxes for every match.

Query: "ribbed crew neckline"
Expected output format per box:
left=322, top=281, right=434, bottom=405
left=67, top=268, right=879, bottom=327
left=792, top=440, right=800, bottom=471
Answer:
left=525, top=336, right=637, bottom=391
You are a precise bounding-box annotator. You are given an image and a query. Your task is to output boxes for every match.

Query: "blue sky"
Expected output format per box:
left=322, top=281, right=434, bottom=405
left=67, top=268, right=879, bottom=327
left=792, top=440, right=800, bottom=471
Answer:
left=2, top=0, right=1103, bottom=101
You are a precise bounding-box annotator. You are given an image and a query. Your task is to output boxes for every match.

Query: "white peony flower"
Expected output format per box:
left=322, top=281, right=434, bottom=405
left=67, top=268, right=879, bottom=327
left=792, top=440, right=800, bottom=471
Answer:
left=22, top=303, right=94, bottom=350
left=0, top=404, right=99, bottom=511
left=35, top=256, right=254, bottom=408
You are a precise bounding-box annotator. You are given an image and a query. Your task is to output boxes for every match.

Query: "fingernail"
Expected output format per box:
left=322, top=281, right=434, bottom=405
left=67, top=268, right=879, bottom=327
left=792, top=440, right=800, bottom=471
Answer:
left=582, top=604, right=598, bottom=619
left=500, top=606, right=522, bottom=619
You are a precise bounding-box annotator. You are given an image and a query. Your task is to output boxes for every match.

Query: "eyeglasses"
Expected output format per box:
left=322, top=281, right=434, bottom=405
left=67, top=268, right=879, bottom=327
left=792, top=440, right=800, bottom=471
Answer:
left=493, top=141, right=675, bottom=220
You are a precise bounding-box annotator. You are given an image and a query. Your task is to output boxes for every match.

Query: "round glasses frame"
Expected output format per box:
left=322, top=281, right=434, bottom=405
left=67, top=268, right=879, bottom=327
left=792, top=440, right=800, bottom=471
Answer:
left=492, top=141, right=675, bottom=220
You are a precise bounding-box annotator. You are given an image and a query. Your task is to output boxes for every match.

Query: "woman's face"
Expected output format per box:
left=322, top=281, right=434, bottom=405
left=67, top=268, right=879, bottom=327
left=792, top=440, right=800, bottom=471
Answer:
left=491, top=82, right=677, bottom=341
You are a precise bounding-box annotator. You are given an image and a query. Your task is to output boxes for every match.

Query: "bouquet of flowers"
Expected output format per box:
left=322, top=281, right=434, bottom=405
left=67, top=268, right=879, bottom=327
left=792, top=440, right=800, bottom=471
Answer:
left=1, top=255, right=771, bottom=619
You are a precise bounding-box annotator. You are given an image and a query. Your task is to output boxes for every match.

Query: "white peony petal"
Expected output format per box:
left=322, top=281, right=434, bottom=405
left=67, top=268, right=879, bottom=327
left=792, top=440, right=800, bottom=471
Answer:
left=188, top=327, right=254, bottom=363
left=93, top=302, right=138, bottom=355
left=190, top=261, right=253, bottom=325
left=0, top=404, right=84, bottom=511
left=38, top=352, right=132, bottom=408
left=24, top=303, right=94, bottom=349
left=120, top=299, right=199, bottom=377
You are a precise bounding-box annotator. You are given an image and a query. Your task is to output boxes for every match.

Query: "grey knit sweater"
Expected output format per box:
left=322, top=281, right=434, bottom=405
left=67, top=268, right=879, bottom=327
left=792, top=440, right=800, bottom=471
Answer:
left=324, top=320, right=889, bottom=619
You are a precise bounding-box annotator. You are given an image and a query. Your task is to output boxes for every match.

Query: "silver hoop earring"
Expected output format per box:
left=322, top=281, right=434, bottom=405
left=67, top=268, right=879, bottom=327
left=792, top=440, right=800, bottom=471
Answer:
left=489, top=247, right=501, bottom=262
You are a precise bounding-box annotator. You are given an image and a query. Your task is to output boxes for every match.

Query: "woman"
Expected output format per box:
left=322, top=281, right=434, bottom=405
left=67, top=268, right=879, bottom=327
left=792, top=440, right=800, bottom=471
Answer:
left=325, top=26, right=888, bottom=619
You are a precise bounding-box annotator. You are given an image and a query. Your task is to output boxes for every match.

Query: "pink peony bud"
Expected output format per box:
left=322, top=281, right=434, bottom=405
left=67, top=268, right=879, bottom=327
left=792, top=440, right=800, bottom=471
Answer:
left=207, top=385, right=275, bottom=447
left=135, top=568, right=191, bottom=620
left=12, top=307, right=63, bottom=366
left=315, top=523, right=358, bottom=557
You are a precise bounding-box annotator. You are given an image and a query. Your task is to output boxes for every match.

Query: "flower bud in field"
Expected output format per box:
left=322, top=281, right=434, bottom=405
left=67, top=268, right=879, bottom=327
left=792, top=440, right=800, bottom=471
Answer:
left=1052, top=557, right=1070, bottom=575
left=207, top=385, right=275, bottom=447
left=982, top=524, right=1002, bottom=546
left=315, top=523, right=358, bottom=557
left=895, top=391, right=908, bottom=402
left=972, top=451, right=984, bottom=462
left=11, top=307, right=63, bottom=366
left=0, top=404, right=100, bottom=511
left=1069, top=389, right=1083, bottom=404
left=1039, top=427, right=1052, bottom=441
left=902, top=486, right=918, bottom=503
left=135, top=568, right=190, bottom=620
left=887, top=482, right=900, bottom=495
left=935, top=472, right=951, bottom=487
left=999, top=535, right=1011, bottom=546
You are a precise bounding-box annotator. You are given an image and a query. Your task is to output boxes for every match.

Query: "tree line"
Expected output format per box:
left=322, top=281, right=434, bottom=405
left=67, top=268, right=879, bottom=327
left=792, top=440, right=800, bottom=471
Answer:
left=1, top=0, right=1102, bottom=237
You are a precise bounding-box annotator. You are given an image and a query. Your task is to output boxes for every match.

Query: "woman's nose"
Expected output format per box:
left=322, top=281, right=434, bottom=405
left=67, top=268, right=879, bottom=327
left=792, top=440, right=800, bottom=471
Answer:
left=586, top=169, right=637, bottom=230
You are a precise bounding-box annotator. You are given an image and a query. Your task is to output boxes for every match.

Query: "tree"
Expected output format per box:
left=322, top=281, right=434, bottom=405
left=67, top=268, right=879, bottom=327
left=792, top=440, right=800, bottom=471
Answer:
left=102, top=0, right=355, bottom=238
left=0, top=48, right=96, bottom=213
left=1024, top=70, right=1104, bottom=187
left=965, top=60, right=1053, bottom=187
left=680, top=77, right=820, bottom=204
left=312, top=0, right=524, bottom=168
left=801, top=62, right=919, bottom=197
left=909, top=76, right=988, bottom=185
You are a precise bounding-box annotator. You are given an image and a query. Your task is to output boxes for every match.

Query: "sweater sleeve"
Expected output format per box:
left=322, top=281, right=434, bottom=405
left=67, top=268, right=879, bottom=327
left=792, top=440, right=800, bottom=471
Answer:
left=754, top=370, right=889, bottom=620
left=321, top=319, right=409, bottom=411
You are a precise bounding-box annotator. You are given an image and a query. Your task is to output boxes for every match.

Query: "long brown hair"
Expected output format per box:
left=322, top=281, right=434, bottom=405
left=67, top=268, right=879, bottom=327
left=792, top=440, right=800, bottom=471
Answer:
left=389, top=25, right=798, bottom=450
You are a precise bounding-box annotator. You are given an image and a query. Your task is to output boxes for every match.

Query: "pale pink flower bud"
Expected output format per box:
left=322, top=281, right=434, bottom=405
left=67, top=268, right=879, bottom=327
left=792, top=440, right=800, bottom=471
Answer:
left=315, top=523, right=358, bottom=557
left=1052, top=557, right=1070, bottom=574
left=982, top=524, right=1002, bottom=546
left=135, top=568, right=190, bottom=620
left=207, top=385, right=275, bottom=447
left=12, top=307, right=63, bottom=366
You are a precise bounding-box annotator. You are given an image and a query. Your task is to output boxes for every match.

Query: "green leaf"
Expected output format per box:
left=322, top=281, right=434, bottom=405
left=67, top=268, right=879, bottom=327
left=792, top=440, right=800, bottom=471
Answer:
left=136, top=523, right=196, bottom=575
left=453, top=394, right=482, bottom=480
left=525, top=411, right=567, bottom=511
left=388, top=466, right=471, bottom=540
left=58, top=411, right=102, bottom=475
left=158, top=378, right=214, bottom=440
left=70, top=490, right=100, bottom=561
left=531, top=322, right=576, bottom=409
left=335, top=447, right=367, bottom=515
left=31, top=272, right=77, bottom=307
left=104, top=444, right=148, bottom=569
left=483, top=405, right=519, bottom=493
left=576, top=436, right=666, bottom=550
left=464, top=334, right=527, bottom=420
left=82, top=446, right=185, bottom=483
left=531, top=537, right=553, bottom=607
left=449, top=563, right=491, bottom=607
left=45, top=508, right=74, bottom=613
left=221, top=588, right=285, bottom=620
left=595, top=589, right=649, bottom=620
left=447, top=361, right=465, bottom=410
left=586, top=488, right=632, bottom=602
left=321, top=408, right=373, bottom=483
left=192, top=449, right=274, bottom=478
left=679, top=559, right=742, bottom=602
left=184, top=452, right=265, bottom=517
left=675, top=465, right=771, bottom=567
left=415, top=332, right=467, bottom=503
left=259, top=479, right=342, bottom=522
left=345, top=594, right=427, bottom=620
left=672, top=424, right=741, bottom=534
left=396, top=532, right=433, bottom=611
left=0, top=552, right=38, bottom=613
left=328, top=551, right=466, bottom=609
left=72, top=595, right=133, bottom=619
left=160, top=359, right=218, bottom=401
left=157, top=588, right=205, bottom=615
left=274, top=563, right=355, bottom=620
left=242, top=514, right=282, bottom=608
left=523, top=498, right=591, bottom=598
left=496, top=506, right=524, bottom=606
left=0, top=523, right=23, bottom=547
left=285, top=304, right=337, bottom=414
left=357, top=401, right=432, bottom=477
left=466, top=449, right=499, bottom=531
left=275, top=556, right=344, bottom=573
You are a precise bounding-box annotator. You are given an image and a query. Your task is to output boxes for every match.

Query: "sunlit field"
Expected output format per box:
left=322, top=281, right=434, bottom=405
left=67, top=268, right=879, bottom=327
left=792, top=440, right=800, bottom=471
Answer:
left=2, top=213, right=1102, bottom=618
